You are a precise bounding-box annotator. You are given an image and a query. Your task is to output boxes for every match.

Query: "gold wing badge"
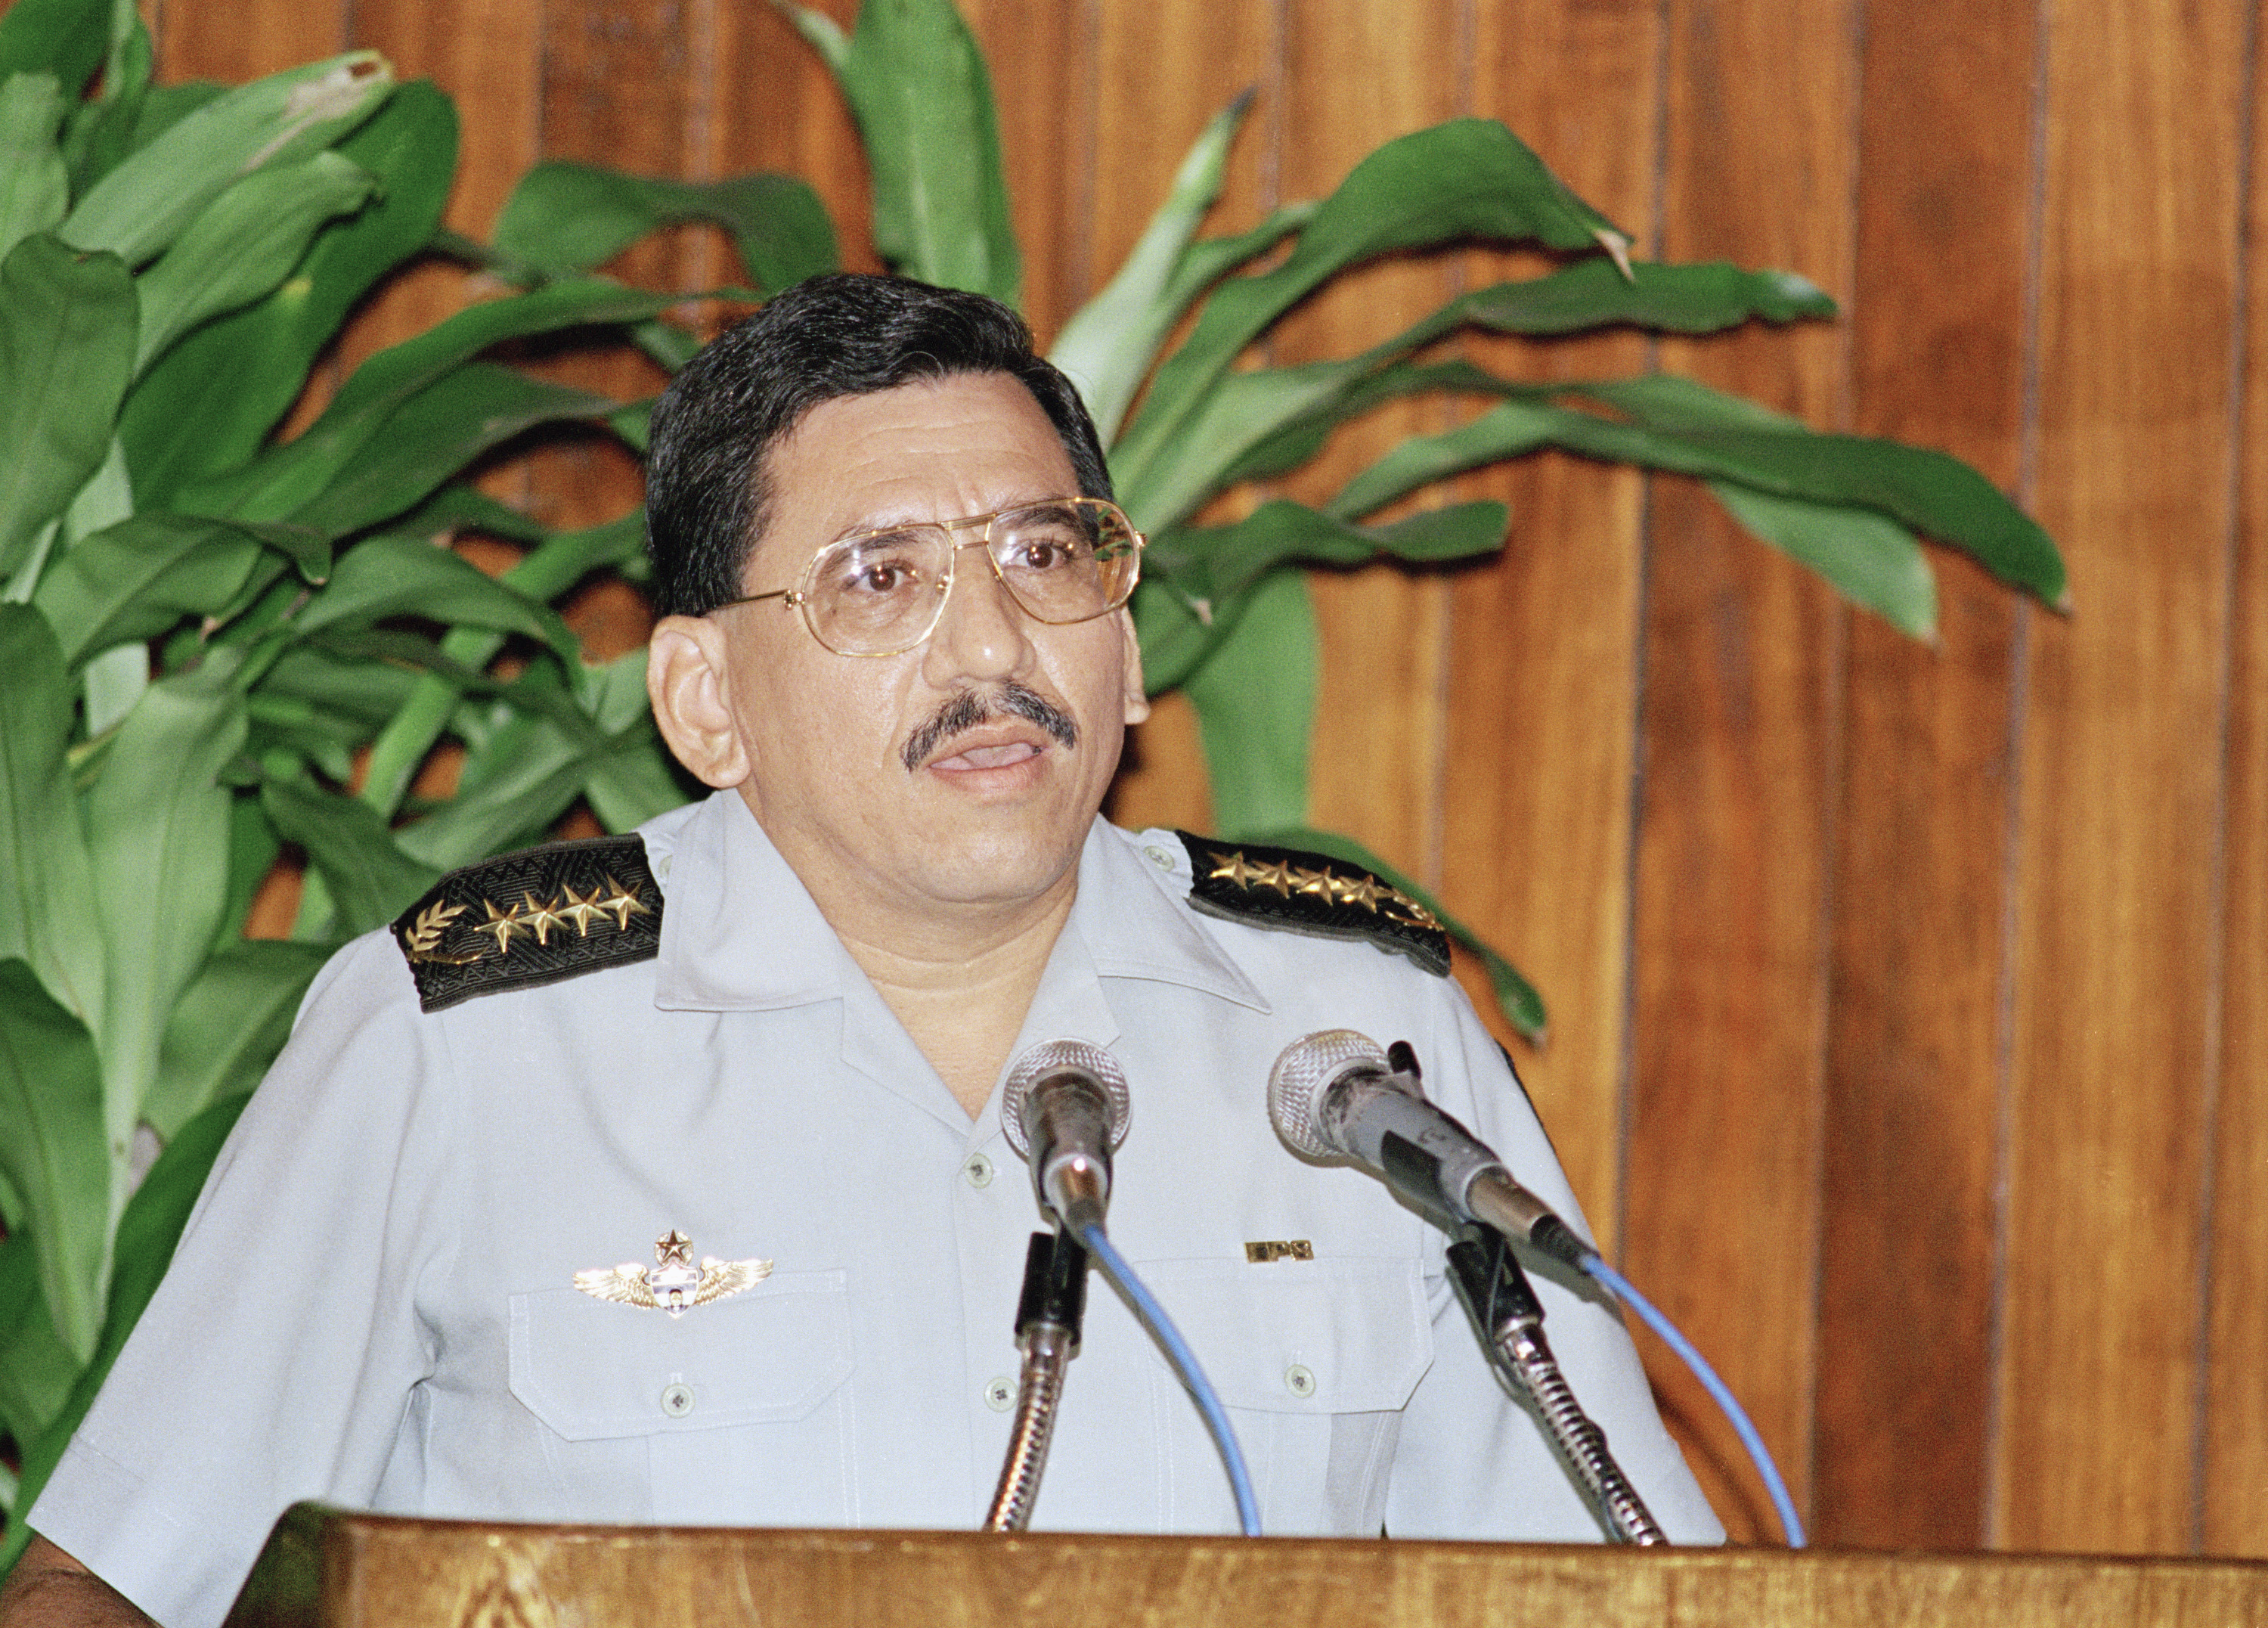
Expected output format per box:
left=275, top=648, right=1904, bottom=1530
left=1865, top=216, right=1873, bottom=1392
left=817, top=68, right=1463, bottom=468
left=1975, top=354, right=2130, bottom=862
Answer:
left=574, top=1228, right=772, bottom=1318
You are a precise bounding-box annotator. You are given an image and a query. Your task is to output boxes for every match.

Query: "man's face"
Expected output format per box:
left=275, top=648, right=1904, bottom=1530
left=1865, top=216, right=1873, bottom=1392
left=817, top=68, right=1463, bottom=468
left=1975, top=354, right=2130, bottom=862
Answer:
left=704, top=371, right=1147, bottom=917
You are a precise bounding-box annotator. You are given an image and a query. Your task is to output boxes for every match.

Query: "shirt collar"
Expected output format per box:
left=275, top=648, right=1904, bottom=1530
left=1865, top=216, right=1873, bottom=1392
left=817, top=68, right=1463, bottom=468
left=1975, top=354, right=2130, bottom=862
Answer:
left=644, top=791, right=1267, bottom=1018
left=648, top=791, right=866, bottom=1012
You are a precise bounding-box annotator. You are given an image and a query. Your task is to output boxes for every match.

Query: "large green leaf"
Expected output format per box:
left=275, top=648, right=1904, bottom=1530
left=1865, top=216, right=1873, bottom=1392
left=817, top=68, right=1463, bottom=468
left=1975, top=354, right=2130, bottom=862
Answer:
left=1113, top=119, right=1625, bottom=495
left=145, top=943, right=327, bottom=1140
left=1150, top=497, right=1507, bottom=609
left=84, top=659, right=245, bottom=1174
left=0, top=1230, right=76, bottom=1456
left=1708, top=479, right=1937, bottom=638
left=60, top=50, right=393, bottom=268
left=1182, top=568, right=1318, bottom=839
left=129, top=150, right=375, bottom=377
left=1325, top=394, right=1563, bottom=521
left=795, top=0, right=1019, bottom=304
left=1588, top=374, right=2067, bottom=606
left=1051, top=91, right=1253, bottom=442
left=0, top=0, right=107, bottom=91
left=291, top=529, right=574, bottom=653
left=1455, top=258, right=1834, bottom=337
left=1319, top=374, right=2067, bottom=611
left=121, top=80, right=459, bottom=506
left=259, top=775, right=439, bottom=939
left=255, top=643, right=421, bottom=730
left=0, top=235, right=135, bottom=584
left=179, top=281, right=670, bottom=525
left=285, top=364, right=624, bottom=541
left=361, top=513, right=646, bottom=818
left=491, top=162, right=837, bottom=294
left=1120, top=256, right=1814, bottom=532
left=584, top=728, right=690, bottom=836
left=0, top=606, right=104, bottom=1031
left=0, top=1087, right=251, bottom=1579
left=393, top=712, right=594, bottom=871
left=0, top=959, right=107, bottom=1360
left=1247, top=824, right=1548, bottom=1041
left=0, top=73, right=68, bottom=262
left=30, top=513, right=309, bottom=665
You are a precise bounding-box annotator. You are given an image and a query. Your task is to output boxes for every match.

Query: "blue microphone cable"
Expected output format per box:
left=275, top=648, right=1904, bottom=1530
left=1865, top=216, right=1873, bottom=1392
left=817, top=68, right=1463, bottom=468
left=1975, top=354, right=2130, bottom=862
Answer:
left=1576, top=1251, right=1806, bottom=1549
left=1078, top=1223, right=1263, bottom=1537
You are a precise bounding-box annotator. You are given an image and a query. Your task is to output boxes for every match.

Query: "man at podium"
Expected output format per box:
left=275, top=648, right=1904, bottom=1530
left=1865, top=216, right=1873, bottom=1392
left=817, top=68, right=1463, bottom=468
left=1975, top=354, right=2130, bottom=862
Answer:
left=5, top=274, right=1720, bottom=1628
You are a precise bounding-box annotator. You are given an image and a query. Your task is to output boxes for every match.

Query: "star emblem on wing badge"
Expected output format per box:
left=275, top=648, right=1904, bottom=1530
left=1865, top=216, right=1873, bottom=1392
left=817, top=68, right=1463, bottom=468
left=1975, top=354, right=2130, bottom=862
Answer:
left=574, top=1228, right=772, bottom=1317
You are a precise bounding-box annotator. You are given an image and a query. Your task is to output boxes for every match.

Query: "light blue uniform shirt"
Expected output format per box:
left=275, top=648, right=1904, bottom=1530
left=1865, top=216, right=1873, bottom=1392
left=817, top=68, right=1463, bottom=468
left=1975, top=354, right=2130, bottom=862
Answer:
left=33, top=791, right=1720, bottom=1628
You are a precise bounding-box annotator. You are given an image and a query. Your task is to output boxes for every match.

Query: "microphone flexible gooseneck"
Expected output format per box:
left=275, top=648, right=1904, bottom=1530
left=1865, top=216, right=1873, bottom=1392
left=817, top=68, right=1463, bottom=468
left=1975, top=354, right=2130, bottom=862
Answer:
left=995, top=1040, right=1263, bottom=1537
left=1266, top=1028, right=1807, bottom=1549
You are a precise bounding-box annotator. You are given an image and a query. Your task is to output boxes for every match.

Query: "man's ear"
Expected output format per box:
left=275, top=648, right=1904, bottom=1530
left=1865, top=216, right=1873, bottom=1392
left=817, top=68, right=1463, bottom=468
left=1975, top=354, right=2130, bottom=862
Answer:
left=1117, top=608, right=1151, bottom=726
left=646, top=614, right=751, bottom=789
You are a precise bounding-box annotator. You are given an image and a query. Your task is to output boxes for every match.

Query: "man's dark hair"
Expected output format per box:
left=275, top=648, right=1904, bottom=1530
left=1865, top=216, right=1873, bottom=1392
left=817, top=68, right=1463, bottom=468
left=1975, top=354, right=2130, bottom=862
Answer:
left=644, top=272, right=1115, bottom=617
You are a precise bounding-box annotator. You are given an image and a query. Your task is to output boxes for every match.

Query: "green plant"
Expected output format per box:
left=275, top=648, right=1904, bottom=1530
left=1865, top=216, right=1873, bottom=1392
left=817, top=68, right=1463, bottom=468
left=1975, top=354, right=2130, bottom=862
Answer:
left=0, top=0, right=832, bottom=1564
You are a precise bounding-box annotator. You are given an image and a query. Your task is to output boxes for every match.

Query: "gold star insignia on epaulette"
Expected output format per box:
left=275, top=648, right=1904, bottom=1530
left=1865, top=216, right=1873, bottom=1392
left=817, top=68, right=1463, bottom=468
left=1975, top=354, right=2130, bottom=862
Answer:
left=1330, top=871, right=1384, bottom=910
left=1289, top=864, right=1334, bottom=898
left=1208, top=851, right=1260, bottom=888
left=473, top=898, right=528, bottom=954
left=596, top=876, right=652, bottom=930
left=555, top=882, right=606, bottom=936
left=575, top=1229, right=772, bottom=1318
left=519, top=891, right=569, bottom=947
left=1250, top=860, right=1297, bottom=897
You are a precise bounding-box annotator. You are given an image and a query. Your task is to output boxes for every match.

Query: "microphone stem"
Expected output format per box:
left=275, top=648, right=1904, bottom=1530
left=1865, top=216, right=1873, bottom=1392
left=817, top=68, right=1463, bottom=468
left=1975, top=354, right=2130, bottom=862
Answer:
left=984, top=1322, right=1075, bottom=1531
left=1493, top=1317, right=1667, bottom=1545
left=1448, top=1233, right=1666, bottom=1546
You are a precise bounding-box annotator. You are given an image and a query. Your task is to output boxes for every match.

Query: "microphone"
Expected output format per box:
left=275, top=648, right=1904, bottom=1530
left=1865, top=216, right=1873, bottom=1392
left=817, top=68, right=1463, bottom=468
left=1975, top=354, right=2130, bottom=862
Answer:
left=1267, top=1030, right=1589, bottom=1267
left=1002, top=1040, right=1132, bottom=1234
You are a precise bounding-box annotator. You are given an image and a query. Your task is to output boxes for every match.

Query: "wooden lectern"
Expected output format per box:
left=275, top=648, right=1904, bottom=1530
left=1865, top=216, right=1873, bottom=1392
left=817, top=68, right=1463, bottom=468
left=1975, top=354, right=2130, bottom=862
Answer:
left=224, top=1504, right=2268, bottom=1627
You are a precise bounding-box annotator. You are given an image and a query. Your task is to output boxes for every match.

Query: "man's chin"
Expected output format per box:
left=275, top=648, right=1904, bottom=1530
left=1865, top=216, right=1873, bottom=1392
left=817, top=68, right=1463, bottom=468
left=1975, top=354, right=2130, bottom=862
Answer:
left=889, top=820, right=1089, bottom=910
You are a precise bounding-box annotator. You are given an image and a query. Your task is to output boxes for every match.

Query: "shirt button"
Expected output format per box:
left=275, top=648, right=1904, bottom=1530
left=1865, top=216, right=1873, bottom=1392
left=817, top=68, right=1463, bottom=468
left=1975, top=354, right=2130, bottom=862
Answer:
left=984, top=1375, right=1017, bottom=1412
left=1142, top=844, right=1177, bottom=872
left=963, top=1152, right=995, bottom=1189
left=1284, top=1364, right=1317, bottom=1399
left=660, top=1381, right=696, bottom=1418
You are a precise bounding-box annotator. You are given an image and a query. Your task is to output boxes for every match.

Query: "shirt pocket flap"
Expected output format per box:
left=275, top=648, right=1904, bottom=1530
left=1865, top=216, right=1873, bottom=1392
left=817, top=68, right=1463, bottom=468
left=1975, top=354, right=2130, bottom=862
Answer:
left=509, top=1270, right=853, bottom=1440
left=1129, top=1256, right=1432, bottom=1416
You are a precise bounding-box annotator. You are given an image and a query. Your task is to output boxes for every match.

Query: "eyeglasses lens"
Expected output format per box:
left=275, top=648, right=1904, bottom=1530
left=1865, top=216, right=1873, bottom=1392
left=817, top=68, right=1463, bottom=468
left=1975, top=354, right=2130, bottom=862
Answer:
left=806, top=499, right=1140, bottom=656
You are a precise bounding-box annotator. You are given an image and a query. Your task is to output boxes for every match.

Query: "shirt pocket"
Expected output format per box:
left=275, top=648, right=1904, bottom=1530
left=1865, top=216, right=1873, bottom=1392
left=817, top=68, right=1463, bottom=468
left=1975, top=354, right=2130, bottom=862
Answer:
left=508, top=1269, right=856, bottom=1527
left=1124, top=1255, right=1433, bottom=1535
left=510, top=1270, right=854, bottom=1437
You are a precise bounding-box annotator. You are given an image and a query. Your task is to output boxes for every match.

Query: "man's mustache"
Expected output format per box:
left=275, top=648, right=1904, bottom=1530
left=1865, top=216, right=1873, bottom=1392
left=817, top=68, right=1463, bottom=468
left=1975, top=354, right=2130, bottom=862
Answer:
left=901, top=682, right=1079, bottom=771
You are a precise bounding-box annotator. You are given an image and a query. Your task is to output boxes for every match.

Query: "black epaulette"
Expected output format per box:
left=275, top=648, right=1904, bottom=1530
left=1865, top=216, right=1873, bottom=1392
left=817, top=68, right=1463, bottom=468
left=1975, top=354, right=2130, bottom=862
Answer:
left=1176, top=830, right=1451, bottom=977
left=390, top=834, right=664, bottom=1013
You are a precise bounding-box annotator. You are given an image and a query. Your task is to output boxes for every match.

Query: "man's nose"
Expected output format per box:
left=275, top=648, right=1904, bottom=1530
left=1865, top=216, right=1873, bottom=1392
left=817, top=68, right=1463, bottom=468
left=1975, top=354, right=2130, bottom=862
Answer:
left=922, top=543, right=1033, bottom=684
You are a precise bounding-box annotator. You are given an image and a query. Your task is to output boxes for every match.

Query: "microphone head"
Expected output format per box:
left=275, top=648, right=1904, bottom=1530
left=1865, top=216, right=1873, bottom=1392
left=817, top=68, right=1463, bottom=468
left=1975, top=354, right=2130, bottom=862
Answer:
left=1269, top=1029, right=1389, bottom=1159
left=1001, top=1039, right=1132, bottom=1161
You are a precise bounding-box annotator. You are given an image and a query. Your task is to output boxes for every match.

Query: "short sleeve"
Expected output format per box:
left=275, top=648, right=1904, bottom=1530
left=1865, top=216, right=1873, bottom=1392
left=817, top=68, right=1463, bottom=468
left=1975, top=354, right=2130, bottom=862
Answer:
left=27, top=930, right=463, bottom=1628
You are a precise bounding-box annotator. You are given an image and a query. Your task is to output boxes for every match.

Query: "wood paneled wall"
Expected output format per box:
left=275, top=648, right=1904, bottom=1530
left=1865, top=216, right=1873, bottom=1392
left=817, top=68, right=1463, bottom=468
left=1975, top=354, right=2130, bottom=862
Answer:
left=122, top=0, right=2266, bottom=1559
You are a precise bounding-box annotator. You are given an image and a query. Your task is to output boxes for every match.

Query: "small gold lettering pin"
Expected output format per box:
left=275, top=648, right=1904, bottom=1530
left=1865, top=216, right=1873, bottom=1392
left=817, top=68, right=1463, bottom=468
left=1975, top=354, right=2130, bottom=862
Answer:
left=575, top=1228, right=772, bottom=1317
left=1245, top=1240, right=1315, bottom=1264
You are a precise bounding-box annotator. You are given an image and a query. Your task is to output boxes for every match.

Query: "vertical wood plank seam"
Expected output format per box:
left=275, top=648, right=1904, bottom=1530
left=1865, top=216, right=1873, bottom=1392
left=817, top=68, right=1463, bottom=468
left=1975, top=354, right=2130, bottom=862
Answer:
left=1613, top=0, right=1680, bottom=1262
left=1801, top=0, right=1873, bottom=1528
left=1419, top=0, right=1483, bottom=896
left=681, top=0, right=720, bottom=307
left=2189, top=0, right=2263, bottom=1558
left=1063, top=0, right=1101, bottom=318
left=1983, top=0, right=2059, bottom=1550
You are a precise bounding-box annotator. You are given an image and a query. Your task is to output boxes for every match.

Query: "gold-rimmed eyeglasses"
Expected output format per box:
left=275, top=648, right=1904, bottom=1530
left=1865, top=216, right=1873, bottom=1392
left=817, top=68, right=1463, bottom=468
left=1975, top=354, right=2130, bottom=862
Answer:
left=714, top=496, right=1145, bottom=658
